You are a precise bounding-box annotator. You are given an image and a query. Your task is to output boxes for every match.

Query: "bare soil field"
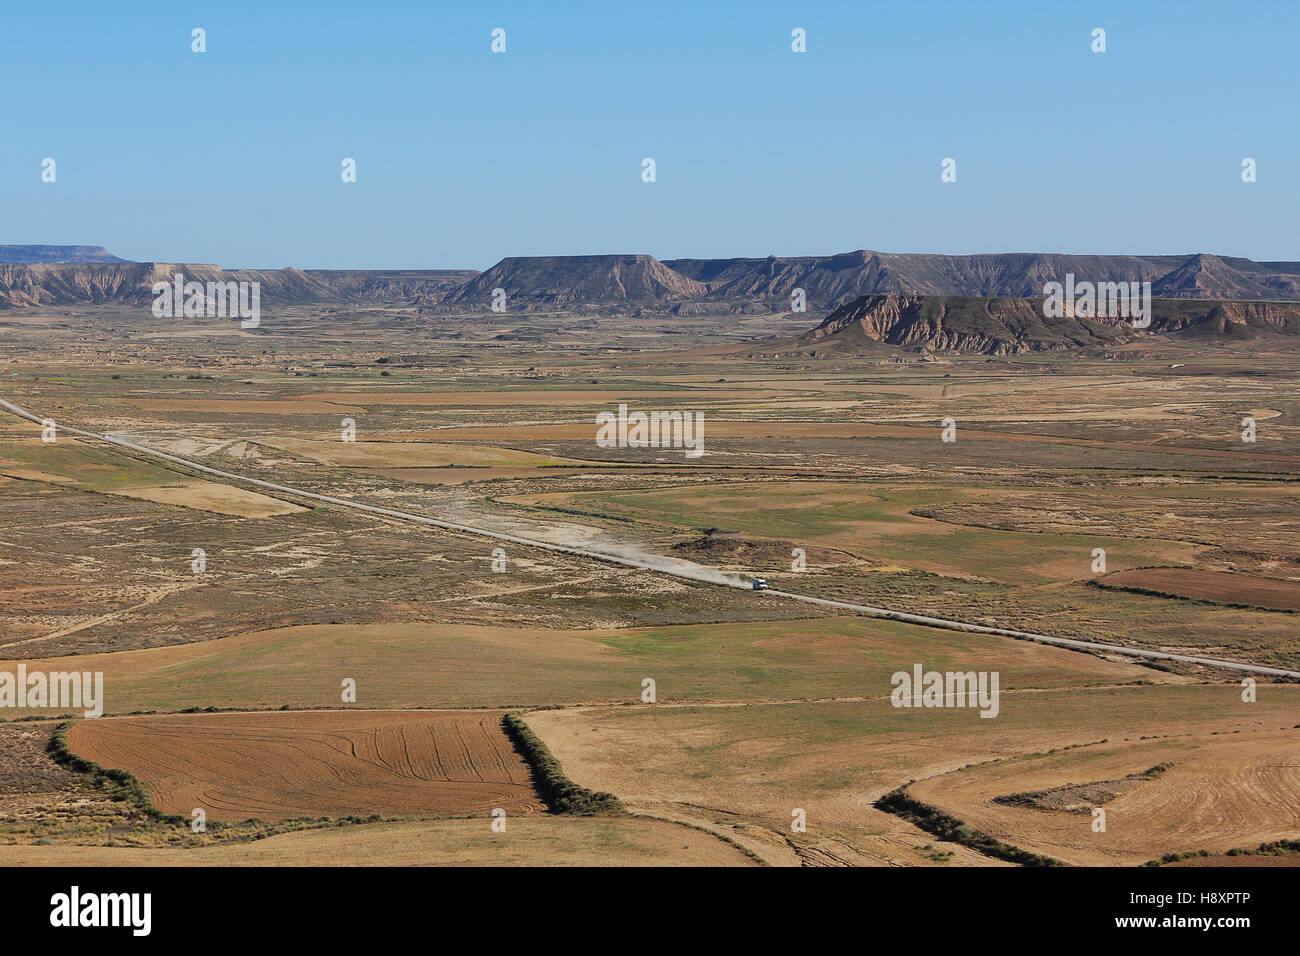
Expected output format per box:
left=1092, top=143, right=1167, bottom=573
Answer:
left=1098, top=567, right=1300, bottom=611
left=0, top=435, right=305, bottom=516
left=66, top=710, right=543, bottom=822
left=99, top=482, right=307, bottom=518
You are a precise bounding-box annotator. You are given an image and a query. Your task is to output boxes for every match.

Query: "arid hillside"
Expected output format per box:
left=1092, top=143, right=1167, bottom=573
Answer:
left=798, top=293, right=1300, bottom=355
left=4, top=248, right=1300, bottom=314
left=0, top=262, right=476, bottom=308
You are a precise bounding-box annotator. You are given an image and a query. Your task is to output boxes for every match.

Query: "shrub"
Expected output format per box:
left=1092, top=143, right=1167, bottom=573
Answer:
left=502, top=712, right=623, bottom=816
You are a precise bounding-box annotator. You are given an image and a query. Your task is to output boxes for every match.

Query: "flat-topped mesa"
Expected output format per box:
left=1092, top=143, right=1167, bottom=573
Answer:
left=670, top=250, right=1300, bottom=311
left=436, top=250, right=1300, bottom=313
left=442, top=253, right=709, bottom=309
left=3, top=248, right=1300, bottom=315
left=0, top=245, right=129, bottom=264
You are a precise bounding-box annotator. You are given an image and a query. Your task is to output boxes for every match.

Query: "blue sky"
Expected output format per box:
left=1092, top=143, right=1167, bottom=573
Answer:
left=1, top=0, right=1295, bottom=268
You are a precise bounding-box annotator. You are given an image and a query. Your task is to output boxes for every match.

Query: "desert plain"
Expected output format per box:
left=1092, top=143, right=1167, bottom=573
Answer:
left=0, top=299, right=1296, bottom=867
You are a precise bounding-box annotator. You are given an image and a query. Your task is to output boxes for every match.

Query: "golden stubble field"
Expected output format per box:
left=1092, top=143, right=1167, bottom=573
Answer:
left=907, top=728, right=1300, bottom=866
left=525, top=684, right=1300, bottom=866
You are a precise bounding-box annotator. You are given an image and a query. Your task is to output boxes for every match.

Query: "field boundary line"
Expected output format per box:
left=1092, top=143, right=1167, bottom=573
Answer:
left=630, top=812, right=770, bottom=866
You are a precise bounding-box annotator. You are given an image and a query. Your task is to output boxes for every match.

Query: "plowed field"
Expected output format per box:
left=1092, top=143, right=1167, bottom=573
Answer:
left=66, top=710, right=544, bottom=822
left=1100, top=568, right=1300, bottom=612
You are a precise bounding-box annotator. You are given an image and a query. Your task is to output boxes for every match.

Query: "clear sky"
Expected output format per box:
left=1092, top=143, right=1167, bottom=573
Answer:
left=2, top=0, right=1295, bottom=269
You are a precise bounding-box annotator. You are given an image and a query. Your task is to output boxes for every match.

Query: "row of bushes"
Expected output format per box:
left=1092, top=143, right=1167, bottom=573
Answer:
left=1084, top=577, right=1296, bottom=616
left=45, top=720, right=185, bottom=824
left=875, top=787, right=1064, bottom=867
left=1147, top=839, right=1300, bottom=866
left=502, top=712, right=623, bottom=816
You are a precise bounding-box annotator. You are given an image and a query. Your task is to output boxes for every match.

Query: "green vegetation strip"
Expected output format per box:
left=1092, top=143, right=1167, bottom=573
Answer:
left=502, top=712, right=624, bottom=816
left=875, top=787, right=1065, bottom=867
left=46, top=720, right=185, bottom=824
left=1145, top=839, right=1300, bottom=867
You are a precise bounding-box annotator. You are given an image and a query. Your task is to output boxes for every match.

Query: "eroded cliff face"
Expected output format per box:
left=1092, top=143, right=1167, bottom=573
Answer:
left=802, top=294, right=1300, bottom=354
left=1154, top=300, right=1300, bottom=336
left=803, top=294, right=1131, bottom=355
left=443, top=254, right=708, bottom=308
left=680, top=251, right=1300, bottom=307
left=0, top=263, right=169, bottom=306
left=4, top=252, right=1300, bottom=331
left=0, top=264, right=476, bottom=308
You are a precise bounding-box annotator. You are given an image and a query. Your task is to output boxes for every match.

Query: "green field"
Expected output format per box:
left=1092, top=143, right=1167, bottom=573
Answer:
left=0, top=615, right=1162, bottom=717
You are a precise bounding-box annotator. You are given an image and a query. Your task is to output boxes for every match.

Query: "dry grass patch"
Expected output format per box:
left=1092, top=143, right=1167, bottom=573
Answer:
left=0, top=814, right=757, bottom=866
left=526, top=685, right=1300, bottom=865
left=262, top=437, right=579, bottom=469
